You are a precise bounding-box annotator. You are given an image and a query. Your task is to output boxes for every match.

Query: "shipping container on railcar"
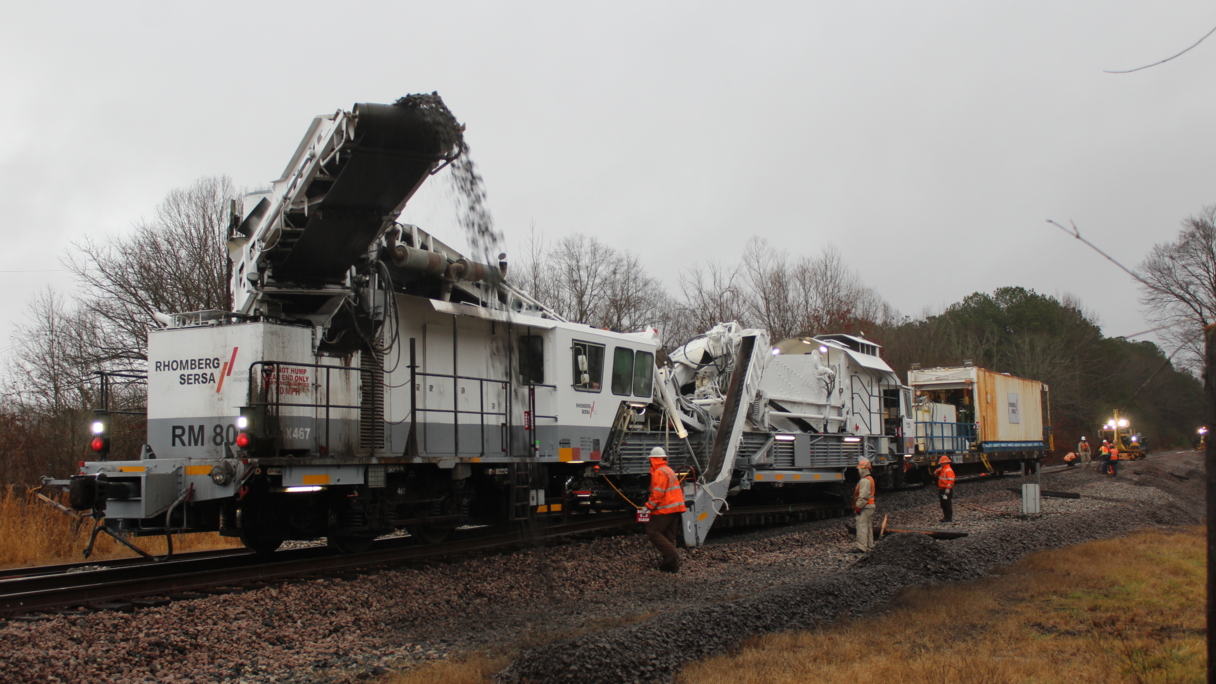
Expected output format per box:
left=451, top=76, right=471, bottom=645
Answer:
left=906, top=365, right=1051, bottom=476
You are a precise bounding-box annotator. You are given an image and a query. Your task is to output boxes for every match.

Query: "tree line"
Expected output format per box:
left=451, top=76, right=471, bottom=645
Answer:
left=1, top=176, right=1209, bottom=483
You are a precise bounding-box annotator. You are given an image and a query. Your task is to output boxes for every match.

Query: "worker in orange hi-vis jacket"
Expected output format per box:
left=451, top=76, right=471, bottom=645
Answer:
left=852, top=459, right=876, bottom=553
left=643, top=447, right=687, bottom=573
left=933, top=455, right=956, bottom=523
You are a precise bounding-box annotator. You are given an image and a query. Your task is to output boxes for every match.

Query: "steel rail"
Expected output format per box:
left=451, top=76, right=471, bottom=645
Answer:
left=0, top=546, right=334, bottom=600
left=0, top=515, right=633, bottom=617
left=0, top=548, right=251, bottom=582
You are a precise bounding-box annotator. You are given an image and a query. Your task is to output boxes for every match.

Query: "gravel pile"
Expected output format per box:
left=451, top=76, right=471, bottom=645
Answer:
left=0, top=451, right=1201, bottom=684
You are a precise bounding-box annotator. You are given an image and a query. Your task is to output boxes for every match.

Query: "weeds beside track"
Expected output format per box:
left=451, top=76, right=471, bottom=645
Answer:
left=0, top=486, right=241, bottom=569
left=678, top=527, right=1204, bottom=684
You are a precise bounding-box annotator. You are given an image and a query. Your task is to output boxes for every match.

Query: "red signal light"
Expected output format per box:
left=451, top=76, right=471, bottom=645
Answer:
left=90, top=437, right=106, bottom=452
left=235, top=432, right=250, bottom=449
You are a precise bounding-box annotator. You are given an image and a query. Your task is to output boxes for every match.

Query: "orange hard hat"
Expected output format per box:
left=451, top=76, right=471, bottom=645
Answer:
left=938, top=455, right=951, bottom=464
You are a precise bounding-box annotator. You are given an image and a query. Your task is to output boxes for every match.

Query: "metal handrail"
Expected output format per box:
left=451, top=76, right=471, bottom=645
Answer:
left=411, top=375, right=558, bottom=456
left=915, top=420, right=976, bottom=454
left=92, top=370, right=148, bottom=416
left=248, top=360, right=365, bottom=453
left=246, top=357, right=559, bottom=458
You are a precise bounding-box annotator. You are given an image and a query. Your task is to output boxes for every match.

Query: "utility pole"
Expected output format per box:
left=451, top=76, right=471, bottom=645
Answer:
left=1205, top=323, right=1215, bottom=683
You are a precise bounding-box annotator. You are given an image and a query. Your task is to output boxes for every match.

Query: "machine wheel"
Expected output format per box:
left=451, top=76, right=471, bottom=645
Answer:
left=410, top=524, right=451, bottom=545
left=239, top=530, right=284, bottom=555
left=237, top=505, right=284, bottom=554
left=329, top=535, right=375, bottom=554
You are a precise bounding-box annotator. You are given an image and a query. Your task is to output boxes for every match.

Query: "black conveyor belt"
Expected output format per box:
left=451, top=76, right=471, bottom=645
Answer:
left=273, top=101, right=459, bottom=282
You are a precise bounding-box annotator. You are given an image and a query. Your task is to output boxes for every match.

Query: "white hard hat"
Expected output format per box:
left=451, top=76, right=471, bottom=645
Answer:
left=857, top=458, right=872, bottom=468
left=649, top=447, right=667, bottom=458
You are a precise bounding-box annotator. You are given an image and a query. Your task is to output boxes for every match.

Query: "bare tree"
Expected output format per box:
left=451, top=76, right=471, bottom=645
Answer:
left=733, top=238, right=896, bottom=341
left=739, top=237, right=798, bottom=339
left=509, top=228, right=672, bottom=336
left=674, top=260, right=746, bottom=345
left=64, top=175, right=237, bottom=365
left=598, top=252, right=668, bottom=333
left=509, top=222, right=559, bottom=305
left=1, top=177, right=236, bottom=482
left=7, top=289, right=97, bottom=415
left=550, top=234, right=619, bottom=324
left=790, top=244, right=895, bottom=335
left=1137, top=204, right=1216, bottom=372
left=3, top=290, right=105, bottom=481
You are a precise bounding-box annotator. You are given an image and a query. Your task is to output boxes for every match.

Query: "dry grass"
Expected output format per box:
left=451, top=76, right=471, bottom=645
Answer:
left=679, top=527, right=1205, bottom=684
left=372, top=529, right=1204, bottom=684
left=0, top=485, right=242, bottom=569
left=381, top=652, right=511, bottom=684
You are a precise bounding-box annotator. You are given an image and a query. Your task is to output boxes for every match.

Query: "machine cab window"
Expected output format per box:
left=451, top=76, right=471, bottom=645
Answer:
left=518, top=335, right=544, bottom=385
left=610, top=348, right=656, bottom=398
left=571, top=341, right=605, bottom=392
left=611, top=347, right=635, bottom=395
left=633, top=351, right=654, bottom=398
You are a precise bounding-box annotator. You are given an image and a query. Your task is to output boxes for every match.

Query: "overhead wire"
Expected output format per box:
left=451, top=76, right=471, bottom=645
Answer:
left=1104, top=22, right=1216, bottom=74
left=1049, top=218, right=1204, bottom=413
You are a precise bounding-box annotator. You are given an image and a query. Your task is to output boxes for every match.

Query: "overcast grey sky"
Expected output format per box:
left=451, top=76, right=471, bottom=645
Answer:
left=2, top=1, right=1213, bottom=356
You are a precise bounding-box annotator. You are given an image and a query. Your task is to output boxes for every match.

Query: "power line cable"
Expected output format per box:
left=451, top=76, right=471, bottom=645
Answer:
left=1046, top=219, right=1169, bottom=297
left=1105, top=23, right=1216, bottom=74
left=1116, top=324, right=1174, bottom=340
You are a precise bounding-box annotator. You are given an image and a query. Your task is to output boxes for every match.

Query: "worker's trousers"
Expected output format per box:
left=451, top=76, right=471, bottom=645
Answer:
left=645, top=512, right=682, bottom=572
left=939, top=487, right=953, bottom=522
left=855, top=507, right=875, bottom=552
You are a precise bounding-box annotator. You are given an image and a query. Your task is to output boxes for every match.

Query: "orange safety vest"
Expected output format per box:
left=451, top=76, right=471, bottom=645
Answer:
left=646, top=459, right=687, bottom=514
left=1100, top=445, right=1110, bottom=458
left=1110, top=447, right=1118, bottom=461
left=937, top=464, right=956, bottom=490
left=853, top=475, right=875, bottom=507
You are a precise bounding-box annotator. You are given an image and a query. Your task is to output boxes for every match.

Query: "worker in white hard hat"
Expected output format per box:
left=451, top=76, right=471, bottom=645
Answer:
left=643, top=446, right=687, bottom=572
left=852, top=459, right=876, bottom=553
left=1077, top=437, right=1091, bottom=467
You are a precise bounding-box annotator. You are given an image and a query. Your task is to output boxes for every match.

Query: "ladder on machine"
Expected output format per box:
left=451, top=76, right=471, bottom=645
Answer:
left=510, top=463, right=534, bottom=521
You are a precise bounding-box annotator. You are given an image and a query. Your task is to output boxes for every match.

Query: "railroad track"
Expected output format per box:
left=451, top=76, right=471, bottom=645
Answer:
left=0, top=547, right=251, bottom=582
left=0, top=499, right=854, bottom=619
left=0, top=467, right=1080, bottom=620
left=0, top=515, right=634, bottom=619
